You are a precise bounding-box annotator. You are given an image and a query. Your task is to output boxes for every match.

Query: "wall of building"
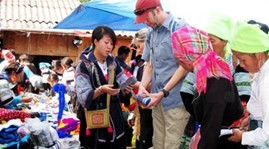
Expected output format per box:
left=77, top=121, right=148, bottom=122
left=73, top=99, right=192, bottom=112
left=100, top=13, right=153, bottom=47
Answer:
left=2, top=31, right=134, bottom=63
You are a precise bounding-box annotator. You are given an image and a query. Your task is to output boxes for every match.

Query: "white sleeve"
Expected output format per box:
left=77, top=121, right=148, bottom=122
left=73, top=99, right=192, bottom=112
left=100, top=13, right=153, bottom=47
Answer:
left=242, top=76, right=269, bottom=146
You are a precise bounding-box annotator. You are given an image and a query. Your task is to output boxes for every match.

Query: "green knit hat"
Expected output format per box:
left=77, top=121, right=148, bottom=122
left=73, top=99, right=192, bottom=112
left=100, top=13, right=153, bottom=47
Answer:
left=231, top=21, right=269, bottom=54
left=205, top=13, right=234, bottom=41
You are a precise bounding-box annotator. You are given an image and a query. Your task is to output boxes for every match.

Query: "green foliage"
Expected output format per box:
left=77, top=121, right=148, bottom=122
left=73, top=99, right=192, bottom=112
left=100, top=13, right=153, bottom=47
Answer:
left=179, top=135, right=191, bottom=149
left=80, top=0, right=91, bottom=3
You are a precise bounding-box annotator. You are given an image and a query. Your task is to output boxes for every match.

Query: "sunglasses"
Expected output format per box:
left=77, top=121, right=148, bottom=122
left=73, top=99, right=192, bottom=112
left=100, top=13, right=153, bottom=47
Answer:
left=130, top=44, right=137, bottom=49
left=16, top=65, right=24, bottom=73
left=134, top=6, right=156, bottom=16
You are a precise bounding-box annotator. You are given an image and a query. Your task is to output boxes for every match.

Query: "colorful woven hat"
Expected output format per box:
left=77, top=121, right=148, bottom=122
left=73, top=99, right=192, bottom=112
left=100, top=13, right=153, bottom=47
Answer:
left=231, top=21, right=269, bottom=53
left=171, top=26, right=232, bottom=94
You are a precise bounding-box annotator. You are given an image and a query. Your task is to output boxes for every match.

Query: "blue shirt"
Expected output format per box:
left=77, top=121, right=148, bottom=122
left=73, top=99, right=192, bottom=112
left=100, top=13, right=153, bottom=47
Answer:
left=142, top=13, right=188, bottom=110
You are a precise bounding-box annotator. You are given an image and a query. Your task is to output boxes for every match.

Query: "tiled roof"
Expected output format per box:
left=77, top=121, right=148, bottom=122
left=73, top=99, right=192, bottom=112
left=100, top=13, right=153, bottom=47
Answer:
left=0, top=0, right=80, bottom=30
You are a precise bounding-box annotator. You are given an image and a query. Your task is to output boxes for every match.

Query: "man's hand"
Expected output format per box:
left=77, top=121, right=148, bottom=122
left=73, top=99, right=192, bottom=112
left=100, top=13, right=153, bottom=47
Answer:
left=146, top=92, right=164, bottom=107
left=138, top=84, right=149, bottom=96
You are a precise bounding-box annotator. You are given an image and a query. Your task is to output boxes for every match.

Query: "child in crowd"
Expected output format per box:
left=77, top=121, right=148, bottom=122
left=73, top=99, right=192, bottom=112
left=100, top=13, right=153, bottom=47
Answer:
left=47, top=73, right=67, bottom=125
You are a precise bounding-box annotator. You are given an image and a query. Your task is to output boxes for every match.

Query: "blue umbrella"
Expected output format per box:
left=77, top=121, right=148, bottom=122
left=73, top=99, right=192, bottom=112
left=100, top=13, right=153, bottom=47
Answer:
left=54, top=0, right=146, bottom=31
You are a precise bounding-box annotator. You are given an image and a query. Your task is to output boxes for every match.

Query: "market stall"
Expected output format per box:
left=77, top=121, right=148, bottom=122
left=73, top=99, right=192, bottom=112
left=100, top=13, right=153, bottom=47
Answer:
left=0, top=92, right=80, bottom=148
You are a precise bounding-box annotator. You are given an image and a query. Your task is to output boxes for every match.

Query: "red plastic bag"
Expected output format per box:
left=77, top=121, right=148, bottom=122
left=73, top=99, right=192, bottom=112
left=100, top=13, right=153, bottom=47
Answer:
left=189, top=128, right=201, bottom=149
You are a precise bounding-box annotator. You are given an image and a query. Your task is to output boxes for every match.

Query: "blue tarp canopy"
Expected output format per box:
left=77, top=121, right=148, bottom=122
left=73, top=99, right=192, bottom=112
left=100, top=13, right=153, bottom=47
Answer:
left=54, top=0, right=146, bottom=31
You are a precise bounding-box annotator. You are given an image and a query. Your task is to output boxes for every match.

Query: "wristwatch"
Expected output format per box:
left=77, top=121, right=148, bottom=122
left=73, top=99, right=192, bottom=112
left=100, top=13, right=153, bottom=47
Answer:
left=161, top=88, right=169, bottom=97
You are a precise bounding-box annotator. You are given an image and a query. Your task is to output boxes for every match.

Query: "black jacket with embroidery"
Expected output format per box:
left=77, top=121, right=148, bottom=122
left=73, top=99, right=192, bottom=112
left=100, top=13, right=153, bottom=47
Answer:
left=76, top=49, right=130, bottom=145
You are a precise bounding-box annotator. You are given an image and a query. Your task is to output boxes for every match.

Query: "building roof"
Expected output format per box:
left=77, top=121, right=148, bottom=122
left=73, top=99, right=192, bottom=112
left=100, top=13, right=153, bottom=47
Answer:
left=0, top=0, right=80, bottom=30
left=0, top=0, right=137, bottom=37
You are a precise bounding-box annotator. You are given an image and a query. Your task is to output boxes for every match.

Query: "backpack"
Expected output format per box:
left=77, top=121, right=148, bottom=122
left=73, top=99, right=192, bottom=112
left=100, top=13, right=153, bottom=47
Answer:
left=149, top=18, right=188, bottom=61
left=169, top=18, right=188, bottom=34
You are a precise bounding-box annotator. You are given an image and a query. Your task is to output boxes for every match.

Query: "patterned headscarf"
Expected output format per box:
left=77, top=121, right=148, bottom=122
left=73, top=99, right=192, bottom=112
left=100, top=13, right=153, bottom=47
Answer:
left=171, top=26, right=232, bottom=94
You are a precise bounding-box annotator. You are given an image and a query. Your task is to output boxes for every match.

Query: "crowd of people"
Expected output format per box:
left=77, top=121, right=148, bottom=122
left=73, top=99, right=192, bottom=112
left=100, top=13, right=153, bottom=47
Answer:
left=0, top=52, right=77, bottom=107
left=1, top=0, right=269, bottom=148
left=0, top=50, right=80, bottom=148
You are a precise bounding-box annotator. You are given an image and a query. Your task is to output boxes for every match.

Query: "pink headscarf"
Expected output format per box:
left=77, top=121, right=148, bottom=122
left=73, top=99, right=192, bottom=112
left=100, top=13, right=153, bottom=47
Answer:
left=171, top=26, right=232, bottom=94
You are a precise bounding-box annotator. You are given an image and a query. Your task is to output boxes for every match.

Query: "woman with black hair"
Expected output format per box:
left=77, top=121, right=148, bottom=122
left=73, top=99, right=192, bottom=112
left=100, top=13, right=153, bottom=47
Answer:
left=229, top=21, right=269, bottom=148
left=0, top=62, right=32, bottom=108
left=75, top=26, right=133, bottom=149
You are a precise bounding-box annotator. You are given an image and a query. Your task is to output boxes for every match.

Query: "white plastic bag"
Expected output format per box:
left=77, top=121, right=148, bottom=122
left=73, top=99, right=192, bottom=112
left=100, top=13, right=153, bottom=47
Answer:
left=29, top=74, right=43, bottom=88
left=24, top=118, right=61, bottom=148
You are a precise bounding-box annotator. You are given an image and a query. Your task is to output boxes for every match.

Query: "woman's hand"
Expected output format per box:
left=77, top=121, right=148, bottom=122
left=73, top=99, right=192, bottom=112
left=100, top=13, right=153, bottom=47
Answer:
left=101, top=84, right=120, bottom=96
left=228, top=129, right=243, bottom=143
left=20, top=97, right=33, bottom=103
left=64, top=84, right=69, bottom=91
left=127, top=113, right=135, bottom=126
left=240, top=116, right=249, bottom=131
left=123, top=85, right=133, bottom=95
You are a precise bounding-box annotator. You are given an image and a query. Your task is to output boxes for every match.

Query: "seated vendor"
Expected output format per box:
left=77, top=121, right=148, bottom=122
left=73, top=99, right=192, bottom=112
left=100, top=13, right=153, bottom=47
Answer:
left=0, top=62, right=32, bottom=109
